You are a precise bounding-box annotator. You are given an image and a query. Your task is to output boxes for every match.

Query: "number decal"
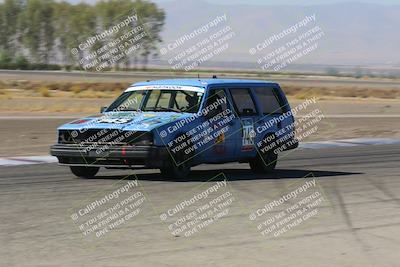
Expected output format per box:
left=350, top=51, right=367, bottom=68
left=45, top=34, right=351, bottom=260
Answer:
left=97, top=117, right=132, bottom=124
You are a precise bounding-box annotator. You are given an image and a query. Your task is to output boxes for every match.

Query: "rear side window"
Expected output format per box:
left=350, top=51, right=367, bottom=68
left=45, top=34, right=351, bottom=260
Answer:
left=254, top=88, right=284, bottom=114
left=230, top=88, right=257, bottom=116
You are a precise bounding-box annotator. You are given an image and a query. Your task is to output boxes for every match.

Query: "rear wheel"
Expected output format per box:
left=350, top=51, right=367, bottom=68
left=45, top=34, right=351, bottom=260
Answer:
left=70, top=166, right=99, bottom=178
left=249, top=151, right=277, bottom=173
left=250, top=134, right=278, bottom=173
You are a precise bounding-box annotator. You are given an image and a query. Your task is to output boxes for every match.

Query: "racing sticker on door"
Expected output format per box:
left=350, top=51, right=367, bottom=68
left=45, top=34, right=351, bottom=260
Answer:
left=214, top=132, right=226, bottom=154
left=241, top=118, right=255, bottom=151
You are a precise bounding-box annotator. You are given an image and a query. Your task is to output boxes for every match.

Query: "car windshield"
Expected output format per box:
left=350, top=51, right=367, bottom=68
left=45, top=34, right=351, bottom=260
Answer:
left=107, top=89, right=204, bottom=113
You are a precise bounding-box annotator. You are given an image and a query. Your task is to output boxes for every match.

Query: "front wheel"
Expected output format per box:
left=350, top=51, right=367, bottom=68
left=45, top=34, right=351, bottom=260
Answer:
left=160, top=156, right=191, bottom=179
left=160, top=163, right=191, bottom=179
left=160, top=133, right=193, bottom=179
left=70, top=166, right=99, bottom=178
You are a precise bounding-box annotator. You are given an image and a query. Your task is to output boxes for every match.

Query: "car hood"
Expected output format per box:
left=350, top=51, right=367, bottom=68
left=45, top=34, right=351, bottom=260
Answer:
left=58, top=111, right=193, bottom=132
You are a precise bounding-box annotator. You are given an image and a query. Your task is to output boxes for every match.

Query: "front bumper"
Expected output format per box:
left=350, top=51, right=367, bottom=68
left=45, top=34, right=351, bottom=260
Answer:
left=50, top=144, right=169, bottom=168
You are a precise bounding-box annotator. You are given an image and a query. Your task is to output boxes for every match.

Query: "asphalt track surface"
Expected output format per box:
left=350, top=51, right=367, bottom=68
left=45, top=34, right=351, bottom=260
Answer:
left=1, top=69, right=400, bottom=88
left=1, top=144, right=400, bottom=266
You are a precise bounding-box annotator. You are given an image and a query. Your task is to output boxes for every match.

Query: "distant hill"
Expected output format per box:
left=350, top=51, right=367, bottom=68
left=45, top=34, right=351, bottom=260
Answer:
left=156, top=0, right=400, bottom=66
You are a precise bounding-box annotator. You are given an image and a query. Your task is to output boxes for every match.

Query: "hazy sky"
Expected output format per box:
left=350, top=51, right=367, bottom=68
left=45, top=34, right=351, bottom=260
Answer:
left=152, top=0, right=400, bottom=5
left=62, top=0, right=400, bottom=6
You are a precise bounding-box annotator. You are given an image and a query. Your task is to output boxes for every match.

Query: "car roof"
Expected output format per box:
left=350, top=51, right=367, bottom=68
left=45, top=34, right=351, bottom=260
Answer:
left=131, top=78, right=278, bottom=88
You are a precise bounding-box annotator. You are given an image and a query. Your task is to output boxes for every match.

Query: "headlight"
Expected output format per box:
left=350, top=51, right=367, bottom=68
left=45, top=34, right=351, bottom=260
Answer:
left=58, top=130, right=74, bottom=144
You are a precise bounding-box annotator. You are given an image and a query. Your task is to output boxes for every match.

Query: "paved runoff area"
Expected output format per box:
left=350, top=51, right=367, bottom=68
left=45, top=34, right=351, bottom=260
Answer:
left=1, top=144, right=400, bottom=266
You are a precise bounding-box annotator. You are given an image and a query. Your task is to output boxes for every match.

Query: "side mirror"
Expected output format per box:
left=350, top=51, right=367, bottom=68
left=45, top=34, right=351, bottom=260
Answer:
left=100, top=106, right=108, bottom=113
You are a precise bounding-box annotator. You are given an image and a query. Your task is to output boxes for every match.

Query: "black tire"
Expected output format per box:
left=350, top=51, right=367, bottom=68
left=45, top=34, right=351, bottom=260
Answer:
left=249, top=151, right=277, bottom=173
left=250, top=134, right=278, bottom=173
left=70, top=166, right=99, bottom=178
left=160, top=133, right=193, bottom=179
left=160, top=161, right=191, bottom=179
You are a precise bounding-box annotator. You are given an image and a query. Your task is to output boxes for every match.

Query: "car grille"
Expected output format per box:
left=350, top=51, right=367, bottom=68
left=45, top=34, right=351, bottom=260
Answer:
left=58, top=129, right=150, bottom=145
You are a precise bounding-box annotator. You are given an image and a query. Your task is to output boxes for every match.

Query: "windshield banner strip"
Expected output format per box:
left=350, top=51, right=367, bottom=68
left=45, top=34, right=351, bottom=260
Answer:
left=125, top=85, right=205, bottom=93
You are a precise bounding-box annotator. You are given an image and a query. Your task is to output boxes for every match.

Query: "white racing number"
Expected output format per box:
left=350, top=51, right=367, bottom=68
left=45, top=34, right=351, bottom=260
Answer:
left=97, top=117, right=133, bottom=124
left=242, top=118, right=255, bottom=151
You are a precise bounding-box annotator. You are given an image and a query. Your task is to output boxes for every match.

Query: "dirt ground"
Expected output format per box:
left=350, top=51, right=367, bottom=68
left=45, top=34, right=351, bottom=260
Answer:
left=1, top=98, right=399, bottom=156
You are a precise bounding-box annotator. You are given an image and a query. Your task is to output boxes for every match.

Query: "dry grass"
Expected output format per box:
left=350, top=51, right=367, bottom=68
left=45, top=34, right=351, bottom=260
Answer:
left=0, top=89, right=12, bottom=100
left=74, top=89, right=115, bottom=98
left=70, top=85, right=83, bottom=94
left=0, top=80, right=129, bottom=93
left=281, top=85, right=400, bottom=100
left=37, top=86, right=51, bottom=97
left=0, top=81, right=399, bottom=104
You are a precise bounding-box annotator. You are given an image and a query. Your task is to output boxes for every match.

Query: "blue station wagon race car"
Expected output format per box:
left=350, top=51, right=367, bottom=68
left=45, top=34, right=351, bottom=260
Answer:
left=50, top=78, right=298, bottom=179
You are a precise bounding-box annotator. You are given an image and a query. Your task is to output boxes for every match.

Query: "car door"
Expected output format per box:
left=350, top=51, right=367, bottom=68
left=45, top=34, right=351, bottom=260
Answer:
left=199, top=88, right=239, bottom=163
left=228, top=87, right=261, bottom=159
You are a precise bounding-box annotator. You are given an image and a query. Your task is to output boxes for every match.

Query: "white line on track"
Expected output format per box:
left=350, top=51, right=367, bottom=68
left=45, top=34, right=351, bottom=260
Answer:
left=1, top=138, right=400, bottom=167
left=0, top=116, right=83, bottom=119
left=0, top=156, right=58, bottom=166
left=299, top=138, right=400, bottom=149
